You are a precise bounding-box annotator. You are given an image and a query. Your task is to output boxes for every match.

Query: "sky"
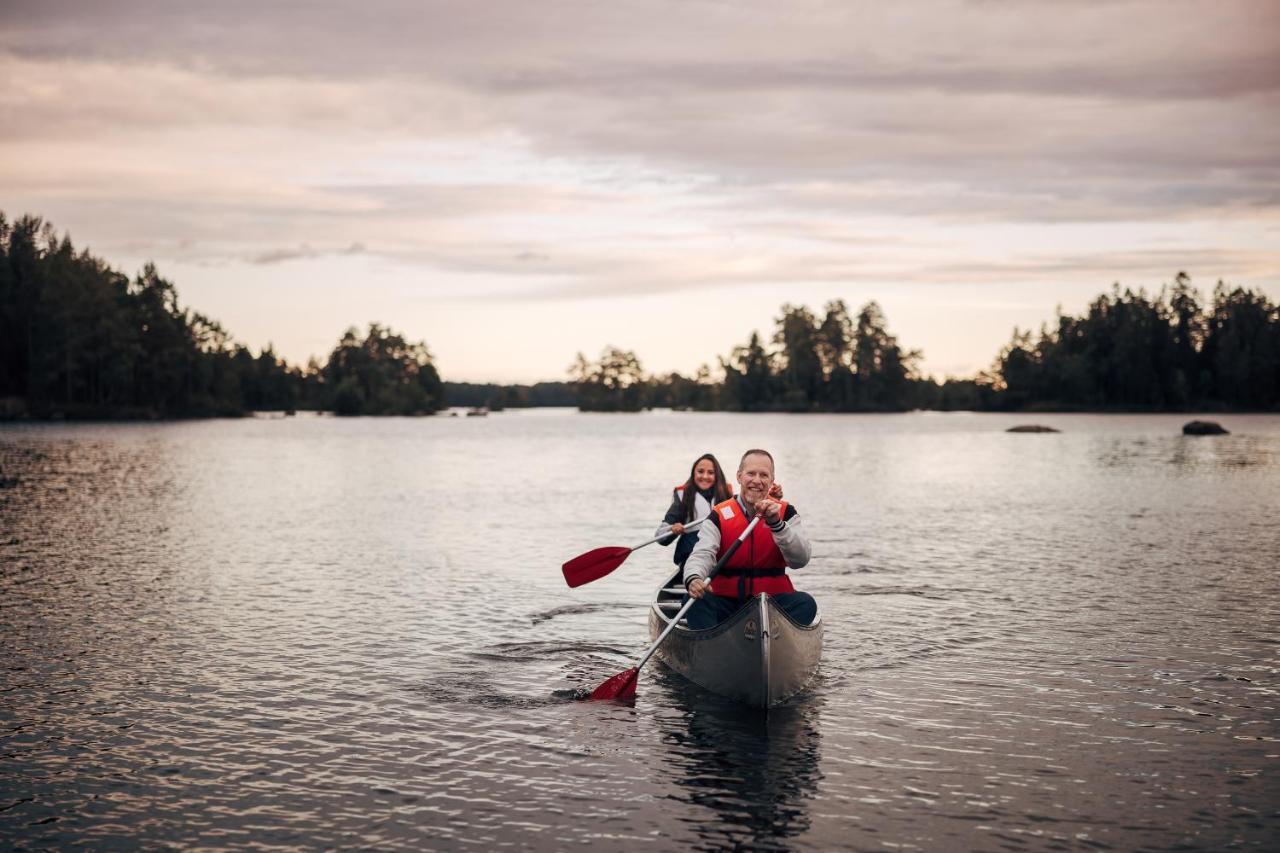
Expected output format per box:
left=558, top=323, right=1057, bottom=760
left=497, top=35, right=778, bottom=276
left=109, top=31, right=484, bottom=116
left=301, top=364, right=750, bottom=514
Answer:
left=2, top=0, right=1278, bottom=382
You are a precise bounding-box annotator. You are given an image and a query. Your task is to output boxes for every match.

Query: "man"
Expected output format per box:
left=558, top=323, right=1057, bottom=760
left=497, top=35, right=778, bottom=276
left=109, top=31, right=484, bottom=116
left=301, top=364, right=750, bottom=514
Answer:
left=682, top=448, right=817, bottom=630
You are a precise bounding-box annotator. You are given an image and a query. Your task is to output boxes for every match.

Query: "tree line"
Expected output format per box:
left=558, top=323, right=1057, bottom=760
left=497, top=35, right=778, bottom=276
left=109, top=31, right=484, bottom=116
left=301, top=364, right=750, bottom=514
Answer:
left=572, top=300, right=924, bottom=412
left=443, top=381, right=577, bottom=410
left=987, top=274, right=1278, bottom=411
left=3, top=211, right=1277, bottom=418
left=572, top=277, right=1279, bottom=412
left=0, top=213, right=442, bottom=418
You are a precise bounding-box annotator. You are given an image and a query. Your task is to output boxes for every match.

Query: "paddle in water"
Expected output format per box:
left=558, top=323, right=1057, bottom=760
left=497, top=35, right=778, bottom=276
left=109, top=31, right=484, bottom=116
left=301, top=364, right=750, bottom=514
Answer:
left=561, top=519, right=705, bottom=588
left=586, top=510, right=765, bottom=702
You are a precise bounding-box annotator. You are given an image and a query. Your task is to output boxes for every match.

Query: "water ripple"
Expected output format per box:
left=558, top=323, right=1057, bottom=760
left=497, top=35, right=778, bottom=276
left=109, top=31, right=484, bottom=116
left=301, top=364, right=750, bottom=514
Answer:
left=2, top=414, right=1278, bottom=850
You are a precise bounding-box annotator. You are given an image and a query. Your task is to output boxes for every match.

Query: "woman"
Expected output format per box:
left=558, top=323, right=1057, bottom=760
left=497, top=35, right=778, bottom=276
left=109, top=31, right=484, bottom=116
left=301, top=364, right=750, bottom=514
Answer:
left=655, top=453, right=734, bottom=569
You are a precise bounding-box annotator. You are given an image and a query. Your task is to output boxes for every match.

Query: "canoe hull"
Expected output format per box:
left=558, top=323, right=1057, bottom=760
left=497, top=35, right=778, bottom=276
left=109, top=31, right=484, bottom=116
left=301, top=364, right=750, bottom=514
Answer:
left=648, top=576, right=822, bottom=707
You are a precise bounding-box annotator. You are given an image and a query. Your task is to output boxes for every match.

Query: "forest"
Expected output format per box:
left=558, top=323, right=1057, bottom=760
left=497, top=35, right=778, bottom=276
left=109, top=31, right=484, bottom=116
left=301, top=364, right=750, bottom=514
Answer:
left=573, top=276, right=1280, bottom=413
left=0, top=214, right=441, bottom=418
left=2, top=212, right=1277, bottom=418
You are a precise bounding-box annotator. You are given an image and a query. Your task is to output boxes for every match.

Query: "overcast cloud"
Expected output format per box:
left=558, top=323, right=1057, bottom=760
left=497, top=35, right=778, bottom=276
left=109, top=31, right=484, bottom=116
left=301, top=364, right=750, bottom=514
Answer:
left=1, top=0, right=1276, bottom=381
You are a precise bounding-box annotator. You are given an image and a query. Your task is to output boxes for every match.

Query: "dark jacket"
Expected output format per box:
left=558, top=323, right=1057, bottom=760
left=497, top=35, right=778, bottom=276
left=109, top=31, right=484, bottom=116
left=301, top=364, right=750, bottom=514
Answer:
left=657, top=485, right=716, bottom=567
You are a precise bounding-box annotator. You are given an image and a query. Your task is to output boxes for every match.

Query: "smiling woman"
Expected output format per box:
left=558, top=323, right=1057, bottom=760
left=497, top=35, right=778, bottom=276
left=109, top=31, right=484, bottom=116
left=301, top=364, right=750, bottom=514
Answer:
left=654, top=452, right=733, bottom=569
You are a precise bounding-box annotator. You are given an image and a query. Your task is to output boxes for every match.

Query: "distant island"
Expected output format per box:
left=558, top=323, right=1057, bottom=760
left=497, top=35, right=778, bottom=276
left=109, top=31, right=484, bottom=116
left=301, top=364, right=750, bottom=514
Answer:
left=1, top=211, right=1276, bottom=419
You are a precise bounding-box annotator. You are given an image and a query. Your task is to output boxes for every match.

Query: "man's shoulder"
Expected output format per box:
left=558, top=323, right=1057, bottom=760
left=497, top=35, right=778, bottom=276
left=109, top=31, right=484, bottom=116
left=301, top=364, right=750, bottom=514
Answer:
left=783, top=503, right=799, bottom=521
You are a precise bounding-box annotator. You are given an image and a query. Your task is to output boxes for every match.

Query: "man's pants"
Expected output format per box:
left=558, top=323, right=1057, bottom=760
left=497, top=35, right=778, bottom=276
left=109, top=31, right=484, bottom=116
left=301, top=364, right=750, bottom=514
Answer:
left=685, top=591, right=817, bottom=631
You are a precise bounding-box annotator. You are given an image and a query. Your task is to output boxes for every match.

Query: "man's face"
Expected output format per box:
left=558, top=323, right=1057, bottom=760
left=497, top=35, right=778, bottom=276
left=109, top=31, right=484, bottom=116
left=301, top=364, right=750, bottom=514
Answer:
left=736, top=453, right=775, bottom=506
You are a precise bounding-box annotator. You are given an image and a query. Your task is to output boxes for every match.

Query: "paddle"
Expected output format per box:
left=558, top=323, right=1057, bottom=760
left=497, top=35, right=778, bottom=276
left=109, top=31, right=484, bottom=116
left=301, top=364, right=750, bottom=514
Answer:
left=561, top=518, right=706, bottom=588
left=587, top=509, right=765, bottom=702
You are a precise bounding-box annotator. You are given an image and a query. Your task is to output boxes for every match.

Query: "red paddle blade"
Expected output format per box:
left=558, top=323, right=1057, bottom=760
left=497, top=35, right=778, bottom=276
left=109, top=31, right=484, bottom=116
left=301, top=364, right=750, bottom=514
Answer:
left=589, top=667, right=638, bottom=702
left=561, top=546, right=631, bottom=588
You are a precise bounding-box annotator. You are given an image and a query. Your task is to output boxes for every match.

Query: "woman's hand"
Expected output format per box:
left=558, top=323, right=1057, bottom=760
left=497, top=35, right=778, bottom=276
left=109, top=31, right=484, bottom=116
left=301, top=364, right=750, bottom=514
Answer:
left=670, top=522, right=685, bottom=535
left=687, top=577, right=709, bottom=599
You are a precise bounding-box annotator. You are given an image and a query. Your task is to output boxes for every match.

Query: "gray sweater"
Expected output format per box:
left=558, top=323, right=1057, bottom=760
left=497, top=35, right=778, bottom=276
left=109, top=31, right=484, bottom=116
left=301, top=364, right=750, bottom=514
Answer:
left=682, top=496, right=812, bottom=589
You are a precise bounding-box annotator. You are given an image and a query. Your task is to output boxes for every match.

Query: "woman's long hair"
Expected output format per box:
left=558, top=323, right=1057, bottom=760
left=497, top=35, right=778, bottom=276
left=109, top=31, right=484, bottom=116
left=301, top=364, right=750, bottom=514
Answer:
left=680, top=453, right=732, bottom=522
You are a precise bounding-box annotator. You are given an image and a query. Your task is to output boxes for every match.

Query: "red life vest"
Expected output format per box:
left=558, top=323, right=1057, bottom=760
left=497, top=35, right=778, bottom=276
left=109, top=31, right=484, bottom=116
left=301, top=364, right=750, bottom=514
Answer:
left=708, top=498, right=796, bottom=599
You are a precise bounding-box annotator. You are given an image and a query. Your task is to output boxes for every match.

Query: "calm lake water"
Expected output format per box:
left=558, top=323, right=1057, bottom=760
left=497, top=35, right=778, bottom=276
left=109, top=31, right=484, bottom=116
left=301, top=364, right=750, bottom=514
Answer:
left=2, top=411, right=1278, bottom=851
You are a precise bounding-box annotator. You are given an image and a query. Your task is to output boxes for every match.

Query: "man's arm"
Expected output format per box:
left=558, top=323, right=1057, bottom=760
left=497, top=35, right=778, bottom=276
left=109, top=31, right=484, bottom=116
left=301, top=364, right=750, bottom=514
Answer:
left=682, top=515, right=721, bottom=588
left=771, top=506, right=811, bottom=568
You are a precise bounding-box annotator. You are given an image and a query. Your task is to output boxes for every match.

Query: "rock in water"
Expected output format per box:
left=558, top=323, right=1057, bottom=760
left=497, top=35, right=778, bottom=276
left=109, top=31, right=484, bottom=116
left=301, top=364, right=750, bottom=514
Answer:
left=1183, top=420, right=1229, bottom=435
left=1007, top=425, right=1060, bottom=433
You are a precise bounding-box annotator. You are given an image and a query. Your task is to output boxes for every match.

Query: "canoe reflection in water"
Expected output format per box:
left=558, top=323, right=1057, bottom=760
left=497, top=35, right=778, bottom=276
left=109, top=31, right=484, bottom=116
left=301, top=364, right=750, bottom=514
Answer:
left=654, top=676, right=824, bottom=850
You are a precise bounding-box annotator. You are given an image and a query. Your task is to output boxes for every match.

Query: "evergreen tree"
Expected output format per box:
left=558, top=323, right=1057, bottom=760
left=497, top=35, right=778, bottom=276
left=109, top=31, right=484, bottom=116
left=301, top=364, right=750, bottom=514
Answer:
left=324, top=324, right=444, bottom=415
left=1204, top=282, right=1279, bottom=409
left=773, top=304, right=822, bottom=411
left=850, top=301, right=918, bottom=410
left=817, top=300, right=856, bottom=410
left=569, top=346, right=648, bottom=412
left=1166, top=272, right=1205, bottom=406
left=721, top=331, right=775, bottom=412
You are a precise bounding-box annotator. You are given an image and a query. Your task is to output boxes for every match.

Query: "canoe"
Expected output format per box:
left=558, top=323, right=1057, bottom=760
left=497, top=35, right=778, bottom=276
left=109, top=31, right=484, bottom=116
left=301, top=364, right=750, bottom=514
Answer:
left=647, top=569, right=823, bottom=707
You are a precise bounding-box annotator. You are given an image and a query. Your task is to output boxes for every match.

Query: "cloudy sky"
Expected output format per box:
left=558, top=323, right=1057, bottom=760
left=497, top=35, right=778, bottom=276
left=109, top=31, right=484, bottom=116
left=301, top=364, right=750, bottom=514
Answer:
left=2, top=0, right=1277, bottom=382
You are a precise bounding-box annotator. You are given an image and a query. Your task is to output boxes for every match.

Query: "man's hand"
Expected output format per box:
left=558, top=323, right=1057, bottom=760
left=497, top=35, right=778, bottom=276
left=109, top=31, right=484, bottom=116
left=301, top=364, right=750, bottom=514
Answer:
left=687, top=577, right=710, bottom=599
left=757, top=497, right=783, bottom=524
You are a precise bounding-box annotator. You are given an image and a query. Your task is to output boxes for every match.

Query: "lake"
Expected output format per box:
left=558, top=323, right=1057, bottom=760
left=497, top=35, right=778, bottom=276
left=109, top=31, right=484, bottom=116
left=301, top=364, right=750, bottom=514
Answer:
left=2, top=411, right=1277, bottom=850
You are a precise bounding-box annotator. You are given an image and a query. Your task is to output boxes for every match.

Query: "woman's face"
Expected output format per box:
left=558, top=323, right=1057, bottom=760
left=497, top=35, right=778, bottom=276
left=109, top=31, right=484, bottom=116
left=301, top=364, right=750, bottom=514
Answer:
left=693, top=459, right=718, bottom=491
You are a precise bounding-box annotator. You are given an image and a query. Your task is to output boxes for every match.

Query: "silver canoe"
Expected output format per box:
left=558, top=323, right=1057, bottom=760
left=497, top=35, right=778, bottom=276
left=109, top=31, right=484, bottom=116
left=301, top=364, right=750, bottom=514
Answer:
left=647, top=570, right=823, bottom=707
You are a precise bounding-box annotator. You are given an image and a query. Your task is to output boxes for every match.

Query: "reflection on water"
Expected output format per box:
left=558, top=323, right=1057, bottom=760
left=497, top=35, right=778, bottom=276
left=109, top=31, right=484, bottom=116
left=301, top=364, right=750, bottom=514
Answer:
left=2, top=413, right=1278, bottom=850
left=655, top=673, right=823, bottom=851
left=1095, top=433, right=1275, bottom=471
